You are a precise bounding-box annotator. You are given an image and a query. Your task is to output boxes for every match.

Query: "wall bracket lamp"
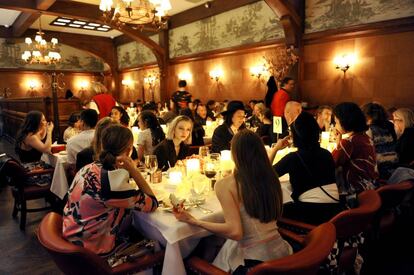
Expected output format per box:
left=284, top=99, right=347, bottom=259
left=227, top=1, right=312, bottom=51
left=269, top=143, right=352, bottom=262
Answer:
left=209, top=68, right=223, bottom=82
left=334, top=54, right=355, bottom=73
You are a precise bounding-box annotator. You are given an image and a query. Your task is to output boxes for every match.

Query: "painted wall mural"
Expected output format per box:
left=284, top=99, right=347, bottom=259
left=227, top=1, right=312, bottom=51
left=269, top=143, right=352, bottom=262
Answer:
left=169, top=1, right=284, bottom=58
left=0, top=38, right=108, bottom=72
left=306, top=0, right=414, bottom=33
left=117, top=35, right=159, bottom=70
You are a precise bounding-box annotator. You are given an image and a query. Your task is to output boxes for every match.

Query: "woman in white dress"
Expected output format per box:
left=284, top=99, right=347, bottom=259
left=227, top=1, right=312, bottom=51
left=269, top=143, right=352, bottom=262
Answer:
left=174, top=130, right=292, bottom=273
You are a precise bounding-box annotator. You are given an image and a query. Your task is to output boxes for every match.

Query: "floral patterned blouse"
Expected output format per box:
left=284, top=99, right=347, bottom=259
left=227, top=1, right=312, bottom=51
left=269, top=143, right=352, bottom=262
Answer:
left=63, top=162, right=158, bottom=254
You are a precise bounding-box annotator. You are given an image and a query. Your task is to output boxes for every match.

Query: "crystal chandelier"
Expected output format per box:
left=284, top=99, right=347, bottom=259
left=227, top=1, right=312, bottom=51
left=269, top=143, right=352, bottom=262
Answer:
left=21, top=15, right=61, bottom=64
left=99, top=0, right=172, bottom=30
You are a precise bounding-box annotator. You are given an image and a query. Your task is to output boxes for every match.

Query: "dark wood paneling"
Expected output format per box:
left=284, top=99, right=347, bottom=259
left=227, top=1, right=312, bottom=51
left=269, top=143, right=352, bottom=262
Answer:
left=0, top=97, right=81, bottom=140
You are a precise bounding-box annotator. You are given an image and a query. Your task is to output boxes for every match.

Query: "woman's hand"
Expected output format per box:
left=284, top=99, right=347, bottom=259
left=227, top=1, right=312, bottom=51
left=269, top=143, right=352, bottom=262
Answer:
left=273, top=136, right=290, bottom=151
left=47, top=122, right=54, bottom=133
left=173, top=205, right=198, bottom=225
left=115, top=155, right=136, bottom=172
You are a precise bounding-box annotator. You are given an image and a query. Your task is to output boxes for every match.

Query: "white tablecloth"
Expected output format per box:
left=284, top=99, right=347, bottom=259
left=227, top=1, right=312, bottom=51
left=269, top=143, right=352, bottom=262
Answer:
left=41, top=153, right=69, bottom=199
left=132, top=175, right=292, bottom=275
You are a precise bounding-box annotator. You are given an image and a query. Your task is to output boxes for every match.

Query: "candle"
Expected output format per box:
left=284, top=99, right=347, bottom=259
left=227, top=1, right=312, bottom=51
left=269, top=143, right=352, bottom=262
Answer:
left=320, top=131, right=330, bottom=149
left=169, top=171, right=182, bottom=185
left=206, top=120, right=212, bottom=127
left=131, top=126, right=140, bottom=145
left=220, top=150, right=234, bottom=172
left=186, top=158, right=200, bottom=175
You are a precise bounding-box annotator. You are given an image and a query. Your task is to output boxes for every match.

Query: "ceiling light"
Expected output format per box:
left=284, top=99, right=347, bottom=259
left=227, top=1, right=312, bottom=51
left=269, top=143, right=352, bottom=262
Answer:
left=69, top=24, right=81, bottom=28
left=57, top=18, right=71, bottom=23
left=83, top=26, right=95, bottom=29
left=99, top=0, right=172, bottom=31
left=73, top=21, right=86, bottom=25
left=53, top=22, right=67, bottom=26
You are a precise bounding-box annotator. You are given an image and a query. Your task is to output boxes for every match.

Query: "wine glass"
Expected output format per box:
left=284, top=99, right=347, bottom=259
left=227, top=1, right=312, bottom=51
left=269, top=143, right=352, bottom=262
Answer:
left=198, top=146, right=210, bottom=158
left=204, top=157, right=218, bottom=190
left=145, top=155, right=158, bottom=183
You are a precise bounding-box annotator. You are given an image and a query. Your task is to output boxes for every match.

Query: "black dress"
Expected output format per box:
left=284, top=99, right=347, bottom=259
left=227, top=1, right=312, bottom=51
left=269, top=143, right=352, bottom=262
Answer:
left=396, top=127, right=414, bottom=169
left=273, top=147, right=343, bottom=224
left=192, top=122, right=205, bottom=146
left=16, top=147, right=42, bottom=163
left=211, top=124, right=234, bottom=153
left=154, top=139, right=190, bottom=171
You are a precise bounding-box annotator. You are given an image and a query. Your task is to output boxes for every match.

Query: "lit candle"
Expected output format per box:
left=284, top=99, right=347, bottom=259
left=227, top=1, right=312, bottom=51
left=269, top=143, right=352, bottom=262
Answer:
left=131, top=126, right=139, bottom=145
left=206, top=120, right=212, bottom=127
left=320, top=131, right=330, bottom=149
left=186, top=158, right=200, bottom=175
left=169, top=171, right=182, bottom=185
left=220, top=150, right=234, bottom=172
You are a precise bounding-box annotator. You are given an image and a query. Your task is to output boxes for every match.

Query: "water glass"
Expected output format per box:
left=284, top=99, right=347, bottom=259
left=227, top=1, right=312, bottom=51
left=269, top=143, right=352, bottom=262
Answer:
left=199, top=146, right=210, bottom=158
left=144, top=155, right=158, bottom=183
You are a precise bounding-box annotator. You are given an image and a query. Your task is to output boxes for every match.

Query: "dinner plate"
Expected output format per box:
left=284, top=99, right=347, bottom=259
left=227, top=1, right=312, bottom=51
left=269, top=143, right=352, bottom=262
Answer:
left=59, top=151, right=67, bottom=155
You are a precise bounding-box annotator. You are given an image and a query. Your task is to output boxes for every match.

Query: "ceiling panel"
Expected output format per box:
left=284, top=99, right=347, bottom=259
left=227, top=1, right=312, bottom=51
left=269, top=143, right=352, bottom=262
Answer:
left=0, top=8, right=21, bottom=27
left=29, top=15, right=123, bottom=38
left=72, top=0, right=210, bottom=16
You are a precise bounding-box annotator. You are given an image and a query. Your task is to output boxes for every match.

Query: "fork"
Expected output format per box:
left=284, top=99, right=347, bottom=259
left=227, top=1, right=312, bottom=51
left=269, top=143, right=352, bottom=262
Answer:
left=193, top=204, right=213, bottom=214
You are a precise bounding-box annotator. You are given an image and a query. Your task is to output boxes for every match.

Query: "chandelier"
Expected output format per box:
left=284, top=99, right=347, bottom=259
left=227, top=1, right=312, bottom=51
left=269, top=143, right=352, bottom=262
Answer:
left=99, top=0, right=172, bottom=30
left=21, top=15, right=61, bottom=64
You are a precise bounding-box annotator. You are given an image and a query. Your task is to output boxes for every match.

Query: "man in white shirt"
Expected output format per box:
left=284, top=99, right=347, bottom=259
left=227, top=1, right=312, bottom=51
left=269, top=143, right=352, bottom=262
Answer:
left=66, top=109, right=98, bottom=167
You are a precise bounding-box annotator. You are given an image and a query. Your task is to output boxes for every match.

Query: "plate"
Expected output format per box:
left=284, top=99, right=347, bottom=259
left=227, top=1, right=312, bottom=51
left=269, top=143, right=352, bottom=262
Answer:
left=59, top=151, right=67, bottom=155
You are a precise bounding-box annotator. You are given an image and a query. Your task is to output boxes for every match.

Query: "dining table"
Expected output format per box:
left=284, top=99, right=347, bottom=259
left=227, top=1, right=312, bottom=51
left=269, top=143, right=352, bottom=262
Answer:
left=132, top=169, right=292, bottom=275
left=41, top=151, right=69, bottom=200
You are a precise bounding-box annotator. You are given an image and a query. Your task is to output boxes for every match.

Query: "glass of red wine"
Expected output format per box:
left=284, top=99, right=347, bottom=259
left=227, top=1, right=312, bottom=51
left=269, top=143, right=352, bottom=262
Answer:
left=204, top=158, right=218, bottom=190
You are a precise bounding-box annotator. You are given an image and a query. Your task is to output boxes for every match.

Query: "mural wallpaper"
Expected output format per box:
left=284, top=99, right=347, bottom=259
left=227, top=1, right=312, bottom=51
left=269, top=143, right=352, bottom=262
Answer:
left=0, top=38, right=107, bottom=72
left=169, top=1, right=284, bottom=58
left=306, top=0, right=414, bottom=33
left=117, top=35, right=159, bottom=70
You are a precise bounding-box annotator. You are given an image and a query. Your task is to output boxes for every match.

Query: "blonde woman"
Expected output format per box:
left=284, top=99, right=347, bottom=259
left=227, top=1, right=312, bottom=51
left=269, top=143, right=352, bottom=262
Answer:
left=154, top=115, right=193, bottom=171
left=393, top=108, right=414, bottom=168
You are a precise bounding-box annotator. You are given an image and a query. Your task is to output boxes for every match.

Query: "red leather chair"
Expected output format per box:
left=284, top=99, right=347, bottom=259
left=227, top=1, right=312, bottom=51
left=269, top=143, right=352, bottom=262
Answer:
left=37, top=212, right=165, bottom=275
left=185, top=222, right=336, bottom=275
left=278, top=190, right=382, bottom=274
left=1, top=155, right=54, bottom=230
left=374, top=181, right=413, bottom=235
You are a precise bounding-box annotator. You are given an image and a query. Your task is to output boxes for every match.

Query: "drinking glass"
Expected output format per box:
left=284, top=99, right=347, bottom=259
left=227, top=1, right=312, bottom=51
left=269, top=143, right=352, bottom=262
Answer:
left=198, top=146, right=210, bottom=158
left=204, top=156, right=219, bottom=189
left=145, top=155, right=158, bottom=183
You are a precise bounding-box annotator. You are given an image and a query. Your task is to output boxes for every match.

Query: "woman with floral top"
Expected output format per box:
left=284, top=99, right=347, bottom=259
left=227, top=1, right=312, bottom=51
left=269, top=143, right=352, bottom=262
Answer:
left=63, top=124, right=158, bottom=255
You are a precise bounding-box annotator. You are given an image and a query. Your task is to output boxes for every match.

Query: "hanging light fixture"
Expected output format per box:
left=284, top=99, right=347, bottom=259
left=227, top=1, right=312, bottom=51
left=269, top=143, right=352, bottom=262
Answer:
left=21, top=14, right=61, bottom=64
left=99, top=0, right=172, bottom=31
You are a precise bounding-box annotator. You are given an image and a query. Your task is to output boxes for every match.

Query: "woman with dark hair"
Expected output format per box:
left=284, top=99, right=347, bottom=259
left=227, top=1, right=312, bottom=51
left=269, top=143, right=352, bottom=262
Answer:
left=154, top=115, right=192, bottom=171
left=332, top=102, right=378, bottom=193
left=76, top=117, right=116, bottom=171
left=110, top=106, right=130, bottom=127
left=194, top=103, right=211, bottom=126
left=63, top=111, right=81, bottom=142
left=136, top=110, right=166, bottom=161
left=179, top=108, right=205, bottom=146
left=264, top=76, right=278, bottom=108
left=15, top=111, right=54, bottom=163
left=269, top=112, right=341, bottom=224
left=362, top=102, right=398, bottom=179
left=174, top=130, right=291, bottom=273
left=211, top=101, right=246, bottom=153
left=63, top=125, right=158, bottom=255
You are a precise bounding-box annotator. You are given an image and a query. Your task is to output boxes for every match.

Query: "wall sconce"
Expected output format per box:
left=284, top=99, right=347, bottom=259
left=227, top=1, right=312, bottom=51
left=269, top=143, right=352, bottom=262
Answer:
left=250, top=65, right=267, bottom=79
left=209, top=68, right=223, bottom=82
left=144, top=73, right=159, bottom=101
left=79, top=80, right=89, bottom=92
left=121, top=79, right=133, bottom=88
left=178, top=71, right=192, bottom=82
left=27, top=79, right=38, bottom=96
left=334, top=54, right=355, bottom=73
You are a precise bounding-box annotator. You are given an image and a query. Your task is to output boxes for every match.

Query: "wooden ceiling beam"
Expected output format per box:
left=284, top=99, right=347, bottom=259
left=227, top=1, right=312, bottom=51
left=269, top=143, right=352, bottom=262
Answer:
left=0, top=0, right=165, bottom=66
left=169, top=0, right=260, bottom=29
left=264, top=0, right=304, bottom=47
left=12, top=12, right=39, bottom=37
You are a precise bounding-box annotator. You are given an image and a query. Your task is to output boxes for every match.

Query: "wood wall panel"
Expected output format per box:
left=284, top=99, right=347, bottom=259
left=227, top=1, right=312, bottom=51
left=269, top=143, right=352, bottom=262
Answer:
left=300, top=31, right=414, bottom=109
left=165, top=46, right=286, bottom=103
left=0, top=70, right=112, bottom=104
